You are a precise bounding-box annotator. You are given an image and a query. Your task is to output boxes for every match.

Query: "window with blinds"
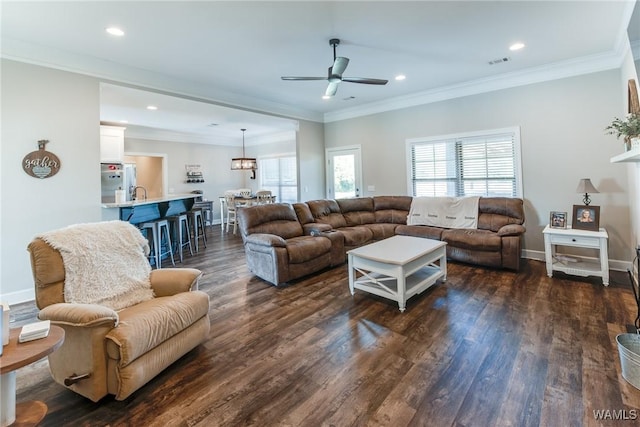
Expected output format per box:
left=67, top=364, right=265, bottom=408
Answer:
left=407, top=128, right=522, bottom=198
left=259, top=155, right=298, bottom=203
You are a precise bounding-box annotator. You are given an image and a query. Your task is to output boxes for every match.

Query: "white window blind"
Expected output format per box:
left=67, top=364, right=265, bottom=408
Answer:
left=408, top=129, right=521, bottom=198
left=259, top=155, right=298, bottom=203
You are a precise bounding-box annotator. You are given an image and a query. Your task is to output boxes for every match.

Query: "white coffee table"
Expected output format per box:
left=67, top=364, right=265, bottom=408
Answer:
left=347, top=235, right=447, bottom=312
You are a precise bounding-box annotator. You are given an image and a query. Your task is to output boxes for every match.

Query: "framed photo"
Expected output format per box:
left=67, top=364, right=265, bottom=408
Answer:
left=549, top=211, right=567, bottom=229
left=572, top=205, right=600, bottom=231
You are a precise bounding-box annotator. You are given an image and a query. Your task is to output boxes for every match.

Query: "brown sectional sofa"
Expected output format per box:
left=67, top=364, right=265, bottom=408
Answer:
left=237, top=196, right=525, bottom=286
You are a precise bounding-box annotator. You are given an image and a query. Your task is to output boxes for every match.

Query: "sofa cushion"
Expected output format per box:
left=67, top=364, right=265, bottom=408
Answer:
left=441, top=229, right=501, bottom=252
left=337, top=198, right=375, bottom=226
left=286, top=236, right=332, bottom=264
left=478, top=197, right=525, bottom=232
left=307, top=200, right=347, bottom=229
left=373, top=196, right=412, bottom=225
left=338, top=226, right=374, bottom=247
left=292, top=203, right=314, bottom=225
left=395, top=224, right=444, bottom=240
left=105, top=290, right=210, bottom=367
left=239, top=203, right=303, bottom=239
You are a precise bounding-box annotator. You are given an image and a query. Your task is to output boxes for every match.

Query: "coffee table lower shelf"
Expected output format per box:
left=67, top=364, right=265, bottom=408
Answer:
left=351, top=266, right=445, bottom=312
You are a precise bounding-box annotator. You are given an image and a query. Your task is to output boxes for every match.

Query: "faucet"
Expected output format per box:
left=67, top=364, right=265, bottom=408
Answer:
left=131, top=186, right=147, bottom=201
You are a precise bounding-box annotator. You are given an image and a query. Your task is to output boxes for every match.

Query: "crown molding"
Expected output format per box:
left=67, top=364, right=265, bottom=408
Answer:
left=3, top=32, right=634, bottom=127
left=324, top=49, right=624, bottom=123
left=323, top=0, right=637, bottom=123
left=0, top=37, right=324, bottom=123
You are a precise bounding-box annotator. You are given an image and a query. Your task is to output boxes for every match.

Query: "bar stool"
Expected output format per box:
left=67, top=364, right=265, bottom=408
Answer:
left=187, top=208, right=207, bottom=252
left=140, top=219, right=175, bottom=269
left=166, top=214, right=193, bottom=263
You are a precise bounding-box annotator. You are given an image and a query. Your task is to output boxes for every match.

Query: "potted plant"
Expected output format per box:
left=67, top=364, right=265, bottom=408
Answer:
left=605, top=114, right=640, bottom=151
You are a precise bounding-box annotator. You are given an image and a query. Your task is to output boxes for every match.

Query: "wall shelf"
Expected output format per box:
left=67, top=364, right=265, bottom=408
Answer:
left=610, top=147, right=640, bottom=163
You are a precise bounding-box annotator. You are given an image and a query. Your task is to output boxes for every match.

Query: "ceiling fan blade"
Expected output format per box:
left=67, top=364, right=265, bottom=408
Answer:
left=332, top=57, right=349, bottom=76
left=281, top=76, right=326, bottom=81
left=342, top=77, right=389, bottom=85
left=325, top=82, right=339, bottom=97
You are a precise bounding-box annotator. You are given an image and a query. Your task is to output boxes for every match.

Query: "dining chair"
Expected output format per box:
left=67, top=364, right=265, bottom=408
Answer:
left=255, top=190, right=273, bottom=204
left=238, top=188, right=252, bottom=198
left=224, top=193, right=238, bottom=234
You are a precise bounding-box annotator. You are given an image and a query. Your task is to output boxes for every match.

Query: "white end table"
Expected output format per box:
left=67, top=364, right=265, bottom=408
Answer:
left=542, top=224, right=609, bottom=286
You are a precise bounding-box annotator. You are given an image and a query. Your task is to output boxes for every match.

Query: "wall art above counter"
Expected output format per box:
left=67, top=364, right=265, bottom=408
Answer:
left=186, top=164, right=204, bottom=183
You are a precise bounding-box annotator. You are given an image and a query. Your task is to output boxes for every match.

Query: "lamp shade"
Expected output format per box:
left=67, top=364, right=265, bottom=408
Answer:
left=576, top=178, right=599, bottom=194
left=576, top=178, right=598, bottom=205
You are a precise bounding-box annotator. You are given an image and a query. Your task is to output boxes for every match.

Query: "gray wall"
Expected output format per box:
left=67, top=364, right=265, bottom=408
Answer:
left=1, top=59, right=102, bottom=302
left=325, top=69, right=631, bottom=262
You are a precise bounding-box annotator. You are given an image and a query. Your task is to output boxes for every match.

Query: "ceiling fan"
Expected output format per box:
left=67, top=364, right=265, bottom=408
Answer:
left=281, top=38, right=388, bottom=97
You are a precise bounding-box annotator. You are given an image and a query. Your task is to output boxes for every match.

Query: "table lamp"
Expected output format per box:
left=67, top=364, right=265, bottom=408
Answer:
left=576, top=178, right=599, bottom=206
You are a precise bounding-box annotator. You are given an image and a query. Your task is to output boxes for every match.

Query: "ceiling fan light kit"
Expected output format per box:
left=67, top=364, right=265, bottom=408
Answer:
left=281, top=38, right=388, bottom=97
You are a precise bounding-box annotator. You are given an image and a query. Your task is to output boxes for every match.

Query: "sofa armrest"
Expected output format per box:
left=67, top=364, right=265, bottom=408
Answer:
left=38, top=302, right=118, bottom=328
left=150, top=268, right=203, bottom=295
left=303, top=223, right=333, bottom=236
left=497, top=224, right=526, bottom=237
left=244, top=233, right=287, bottom=247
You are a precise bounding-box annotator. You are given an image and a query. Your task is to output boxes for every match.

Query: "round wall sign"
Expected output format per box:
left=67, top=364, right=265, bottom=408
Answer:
left=22, top=140, right=61, bottom=179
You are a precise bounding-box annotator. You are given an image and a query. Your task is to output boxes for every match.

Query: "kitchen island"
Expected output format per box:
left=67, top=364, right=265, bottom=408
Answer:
left=102, top=194, right=199, bottom=224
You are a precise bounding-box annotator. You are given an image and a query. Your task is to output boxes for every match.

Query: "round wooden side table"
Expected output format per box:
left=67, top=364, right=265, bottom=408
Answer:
left=0, top=325, right=64, bottom=427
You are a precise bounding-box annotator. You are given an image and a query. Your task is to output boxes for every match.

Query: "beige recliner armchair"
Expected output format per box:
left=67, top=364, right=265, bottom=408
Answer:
left=27, top=221, right=210, bottom=402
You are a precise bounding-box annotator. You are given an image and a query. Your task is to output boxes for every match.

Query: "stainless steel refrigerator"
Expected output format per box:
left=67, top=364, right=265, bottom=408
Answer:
left=101, top=163, right=136, bottom=203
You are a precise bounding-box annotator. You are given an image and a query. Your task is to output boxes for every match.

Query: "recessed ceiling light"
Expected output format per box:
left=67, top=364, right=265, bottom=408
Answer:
left=105, top=27, right=125, bottom=37
left=322, top=95, right=331, bottom=100
left=146, top=105, right=158, bottom=110
left=509, top=42, right=525, bottom=51
left=395, top=74, right=406, bottom=81
left=119, top=120, right=128, bottom=124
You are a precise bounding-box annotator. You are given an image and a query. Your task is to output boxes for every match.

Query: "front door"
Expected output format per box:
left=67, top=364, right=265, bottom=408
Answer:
left=326, top=146, right=362, bottom=199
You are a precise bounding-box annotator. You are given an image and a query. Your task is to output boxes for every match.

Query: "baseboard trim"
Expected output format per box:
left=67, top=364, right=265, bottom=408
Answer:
left=522, top=249, right=631, bottom=272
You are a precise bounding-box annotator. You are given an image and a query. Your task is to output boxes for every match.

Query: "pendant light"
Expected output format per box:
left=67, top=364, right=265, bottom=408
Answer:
left=230, top=128, right=257, bottom=179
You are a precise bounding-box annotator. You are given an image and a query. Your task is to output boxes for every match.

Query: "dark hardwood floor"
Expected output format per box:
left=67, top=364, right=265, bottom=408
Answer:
left=10, top=225, right=640, bottom=426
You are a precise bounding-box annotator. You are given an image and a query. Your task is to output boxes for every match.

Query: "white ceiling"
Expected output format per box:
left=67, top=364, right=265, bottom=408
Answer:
left=1, top=1, right=637, bottom=144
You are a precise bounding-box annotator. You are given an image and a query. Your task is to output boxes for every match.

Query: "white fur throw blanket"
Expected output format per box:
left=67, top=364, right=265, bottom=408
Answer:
left=38, top=221, right=154, bottom=311
left=408, top=196, right=480, bottom=229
